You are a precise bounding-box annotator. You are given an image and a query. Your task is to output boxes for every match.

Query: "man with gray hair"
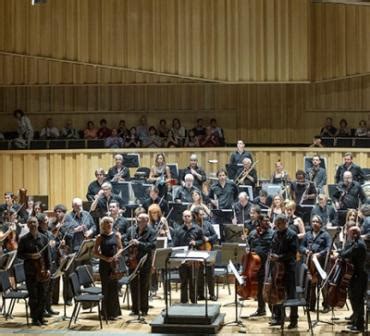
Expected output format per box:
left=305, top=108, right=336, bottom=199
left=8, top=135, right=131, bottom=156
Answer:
left=107, top=154, right=130, bottom=182
left=175, top=173, right=201, bottom=203
left=180, top=154, right=206, bottom=189
left=232, top=191, right=252, bottom=224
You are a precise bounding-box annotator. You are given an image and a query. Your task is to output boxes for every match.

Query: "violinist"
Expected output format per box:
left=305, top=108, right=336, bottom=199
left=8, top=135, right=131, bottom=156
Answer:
left=173, top=210, right=204, bottom=304
left=125, top=213, right=155, bottom=316
left=243, top=205, right=261, bottom=236
left=36, top=213, right=60, bottom=317
left=107, top=154, right=130, bottom=182
left=310, top=194, right=336, bottom=227
left=285, top=201, right=305, bottom=240
left=246, top=215, right=273, bottom=317
left=232, top=192, right=252, bottom=225
left=175, top=174, right=201, bottom=204
left=109, top=200, right=129, bottom=244
left=17, top=217, right=51, bottom=326
left=142, top=186, right=169, bottom=215
left=269, top=214, right=298, bottom=329
left=0, top=208, right=20, bottom=253
left=189, top=190, right=212, bottom=219
left=299, top=215, right=331, bottom=313
left=339, top=226, right=367, bottom=332
left=0, top=192, right=23, bottom=223
left=306, top=155, right=327, bottom=194
left=148, top=204, right=172, bottom=242
left=86, top=168, right=107, bottom=201
left=192, top=207, right=217, bottom=301
left=93, top=216, right=123, bottom=321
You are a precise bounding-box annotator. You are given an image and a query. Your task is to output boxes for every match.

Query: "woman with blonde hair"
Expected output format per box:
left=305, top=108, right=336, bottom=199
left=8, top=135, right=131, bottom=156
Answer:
left=148, top=204, right=171, bottom=241
left=268, top=194, right=285, bottom=224
left=285, top=200, right=305, bottom=240
left=190, top=190, right=211, bottom=218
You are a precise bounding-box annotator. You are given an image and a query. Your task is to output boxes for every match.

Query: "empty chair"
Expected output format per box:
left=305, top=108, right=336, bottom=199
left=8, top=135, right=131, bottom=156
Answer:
left=13, top=262, right=27, bottom=291
left=75, top=265, right=101, bottom=295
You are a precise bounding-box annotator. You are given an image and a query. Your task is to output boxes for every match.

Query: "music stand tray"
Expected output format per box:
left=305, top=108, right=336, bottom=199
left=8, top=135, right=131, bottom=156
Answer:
left=75, top=239, right=95, bottom=262
left=0, top=251, right=17, bottom=271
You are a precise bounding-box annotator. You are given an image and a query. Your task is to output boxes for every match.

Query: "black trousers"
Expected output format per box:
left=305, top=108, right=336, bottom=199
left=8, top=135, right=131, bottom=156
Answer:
left=25, top=274, right=48, bottom=322
left=130, top=260, right=151, bottom=314
left=99, top=260, right=121, bottom=319
left=179, top=262, right=198, bottom=303
left=197, top=264, right=215, bottom=298
left=256, top=272, right=266, bottom=312
left=348, top=271, right=367, bottom=329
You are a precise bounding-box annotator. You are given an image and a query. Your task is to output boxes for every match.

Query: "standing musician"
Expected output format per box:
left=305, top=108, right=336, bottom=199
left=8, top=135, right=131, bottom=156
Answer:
left=86, top=168, right=107, bottom=201
left=290, top=170, right=317, bottom=206
left=335, top=152, right=365, bottom=185
left=299, top=215, right=331, bottom=312
left=269, top=214, right=299, bottom=329
left=253, top=190, right=273, bottom=210
left=109, top=200, right=129, bottom=243
left=360, top=204, right=370, bottom=236
left=173, top=210, right=204, bottom=304
left=175, top=174, right=201, bottom=204
left=244, top=205, right=262, bottom=235
left=107, top=154, right=130, bottom=182
left=0, top=192, right=24, bottom=224
left=246, top=215, right=273, bottom=317
left=285, top=201, right=305, bottom=240
left=268, top=194, right=285, bottom=224
left=147, top=153, right=172, bottom=197
left=180, top=154, right=207, bottom=189
left=339, top=226, right=367, bottom=332
left=125, top=213, right=156, bottom=316
left=311, top=194, right=336, bottom=227
left=148, top=203, right=172, bottom=242
left=142, top=186, right=169, bottom=215
left=232, top=192, right=252, bottom=225
left=93, top=216, right=123, bottom=321
left=17, top=217, right=51, bottom=326
left=270, top=160, right=289, bottom=185
left=229, top=140, right=253, bottom=180
left=306, top=155, right=327, bottom=194
left=0, top=208, right=20, bottom=253
left=192, top=207, right=218, bottom=301
left=234, top=158, right=257, bottom=190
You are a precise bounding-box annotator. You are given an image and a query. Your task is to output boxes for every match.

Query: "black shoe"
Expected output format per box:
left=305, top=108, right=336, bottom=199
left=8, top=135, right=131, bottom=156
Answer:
left=32, top=320, right=41, bottom=326
left=141, top=312, right=148, bottom=316
left=209, top=295, right=217, bottom=301
left=129, top=311, right=138, bottom=316
left=345, top=315, right=354, bottom=321
left=270, top=319, right=281, bottom=326
left=321, top=307, right=330, bottom=314
left=43, top=311, right=52, bottom=318
left=47, top=309, right=60, bottom=315
left=65, top=300, right=73, bottom=306
left=347, top=325, right=363, bottom=333
left=39, top=319, right=48, bottom=326
left=197, top=296, right=206, bottom=301
left=287, top=322, right=298, bottom=329
left=249, top=310, right=266, bottom=317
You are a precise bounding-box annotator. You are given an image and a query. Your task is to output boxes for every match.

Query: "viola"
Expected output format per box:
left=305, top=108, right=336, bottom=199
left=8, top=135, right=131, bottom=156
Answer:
left=237, top=250, right=261, bottom=299
left=263, top=253, right=285, bottom=305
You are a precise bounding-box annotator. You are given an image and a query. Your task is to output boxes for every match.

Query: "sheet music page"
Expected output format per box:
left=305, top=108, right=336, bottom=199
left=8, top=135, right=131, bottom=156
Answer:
left=228, top=260, right=244, bottom=285
left=187, top=251, right=209, bottom=259
left=312, top=254, right=327, bottom=280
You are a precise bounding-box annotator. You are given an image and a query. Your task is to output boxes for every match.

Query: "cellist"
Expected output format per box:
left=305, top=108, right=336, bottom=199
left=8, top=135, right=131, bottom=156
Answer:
left=192, top=206, right=218, bottom=301
left=299, top=215, right=331, bottom=313
left=245, top=215, right=273, bottom=317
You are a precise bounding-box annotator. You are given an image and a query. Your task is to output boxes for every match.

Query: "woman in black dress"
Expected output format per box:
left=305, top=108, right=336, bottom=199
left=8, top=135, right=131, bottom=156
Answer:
left=93, top=216, right=123, bottom=320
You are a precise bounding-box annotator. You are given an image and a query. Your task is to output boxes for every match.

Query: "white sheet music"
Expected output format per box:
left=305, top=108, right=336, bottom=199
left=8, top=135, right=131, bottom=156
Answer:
left=186, top=251, right=209, bottom=259
left=312, top=254, right=327, bottom=280
left=228, top=260, right=244, bottom=285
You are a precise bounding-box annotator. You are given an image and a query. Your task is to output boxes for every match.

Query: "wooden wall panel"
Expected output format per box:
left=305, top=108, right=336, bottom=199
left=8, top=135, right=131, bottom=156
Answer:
left=0, top=147, right=368, bottom=209
left=0, top=0, right=310, bottom=83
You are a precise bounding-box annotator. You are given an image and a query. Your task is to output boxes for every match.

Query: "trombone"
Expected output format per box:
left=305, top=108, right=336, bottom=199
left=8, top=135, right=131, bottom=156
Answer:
left=234, top=161, right=259, bottom=185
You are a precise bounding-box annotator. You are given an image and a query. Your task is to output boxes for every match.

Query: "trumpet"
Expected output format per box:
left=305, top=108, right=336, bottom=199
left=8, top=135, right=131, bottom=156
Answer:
left=235, top=161, right=259, bottom=185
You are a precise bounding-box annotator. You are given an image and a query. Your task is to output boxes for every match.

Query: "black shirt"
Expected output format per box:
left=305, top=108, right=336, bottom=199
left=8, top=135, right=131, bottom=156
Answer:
left=271, top=228, right=298, bottom=267
left=335, top=163, right=365, bottom=184
left=333, top=181, right=367, bottom=210
left=233, top=201, right=252, bottom=224
left=86, top=179, right=106, bottom=201
left=175, top=186, right=201, bottom=203
left=209, top=181, right=238, bottom=210
left=248, top=228, right=273, bottom=261
left=311, top=204, right=336, bottom=226
left=229, top=150, right=253, bottom=179
left=340, top=238, right=367, bottom=275
left=112, top=215, right=129, bottom=243
left=199, top=220, right=218, bottom=245
left=95, top=194, right=125, bottom=218
left=125, top=225, right=156, bottom=261
left=180, top=166, right=207, bottom=189
left=142, top=197, right=169, bottom=215
left=290, top=181, right=317, bottom=205
left=173, top=223, right=204, bottom=248
left=107, top=165, right=130, bottom=182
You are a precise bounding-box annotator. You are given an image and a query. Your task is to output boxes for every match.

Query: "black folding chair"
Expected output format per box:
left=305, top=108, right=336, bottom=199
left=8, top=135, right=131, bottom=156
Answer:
left=296, top=263, right=308, bottom=299
left=281, top=274, right=313, bottom=335
left=68, top=272, right=106, bottom=329
left=13, top=262, right=27, bottom=291
left=0, top=270, right=29, bottom=325
left=75, top=265, right=101, bottom=295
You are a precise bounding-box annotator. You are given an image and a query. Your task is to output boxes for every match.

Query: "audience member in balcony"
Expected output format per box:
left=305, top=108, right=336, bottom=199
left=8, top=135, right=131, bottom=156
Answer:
left=309, top=135, right=324, bottom=148
left=199, top=126, right=219, bottom=147
left=13, top=109, right=34, bottom=144
left=335, top=118, right=351, bottom=137
left=184, top=129, right=200, bottom=147
left=165, top=129, right=180, bottom=147
left=355, top=120, right=368, bottom=137
left=320, top=117, right=337, bottom=137
left=210, top=118, right=225, bottom=145
left=84, top=121, right=98, bottom=139
left=40, top=118, right=60, bottom=139
left=125, top=127, right=141, bottom=148
left=97, top=119, right=112, bottom=139
left=136, top=116, right=149, bottom=141
left=158, top=119, right=169, bottom=138
left=104, top=129, right=124, bottom=148
left=193, top=118, right=206, bottom=137
left=142, top=126, right=162, bottom=148
left=117, top=120, right=129, bottom=138
left=61, top=120, right=80, bottom=139
left=171, top=118, right=186, bottom=145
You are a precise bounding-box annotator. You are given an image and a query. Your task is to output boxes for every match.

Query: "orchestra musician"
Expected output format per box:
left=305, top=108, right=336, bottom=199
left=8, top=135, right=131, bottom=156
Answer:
left=244, top=205, right=262, bottom=235
left=0, top=208, right=20, bottom=253
left=290, top=170, right=317, bottom=206
left=269, top=214, right=298, bottom=329
left=180, top=154, right=207, bottom=189
left=229, top=140, right=253, bottom=179
left=339, top=225, right=368, bottom=332
left=0, top=192, right=24, bottom=224
left=306, top=155, right=327, bottom=194
left=270, top=160, right=289, bottom=185
left=234, top=158, right=257, bottom=190
left=232, top=192, right=252, bottom=225
left=335, top=152, right=365, bottom=185
left=310, top=194, right=336, bottom=227
left=107, top=154, right=130, bottom=183
left=285, top=201, right=305, bottom=240
left=299, top=215, right=331, bottom=312
left=189, top=190, right=212, bottom=218
left=125, top=213, right=155, bottom=316
left=253, top=190, right=273, bottom=210
left=175, top=174, right=201, bottom=204
left=246, top=215, right=273, bottom=317
left=148, top=203, right=172, bottom=242
left=142, top=186, right=169, bottom=215
left=173, top=210, right=204, bottom=304
left=17, top=217, right=51, bottom=326
left=86, top=168, right=107, bottom=201
left=192, top=207, right=217, bottom=301
left=147, top=153, right=172, bottom=197
left=109, top=200, right=129, bottom=244
left=268, top=194, right=285, bottom=224
left=93, top=216, right=123, bottom=321
left=360, top=204, right=370, bottom=236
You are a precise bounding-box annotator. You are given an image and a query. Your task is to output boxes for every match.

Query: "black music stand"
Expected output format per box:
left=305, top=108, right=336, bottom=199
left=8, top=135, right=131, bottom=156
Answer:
left=122, top=153, right=140, bottom=168
left=223, top=224, right=245, bottom=243
left=131, top=183, right=152, bottom=205
left=211, top=209, right=233, bottom=241
left=126, top=254, right=149, bottom=324
left=0, top=251, right=17, bottom=271
left=74, top=239, right=95, bottom=263
left=152, top=248, right=172, bottom=301
left=168, top=202, right=189, bottom=227
left=112, top=182, right=130, bottom=205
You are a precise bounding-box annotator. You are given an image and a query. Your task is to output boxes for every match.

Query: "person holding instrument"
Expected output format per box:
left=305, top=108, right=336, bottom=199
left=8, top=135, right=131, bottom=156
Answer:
left=268, top=214, right=298, bottom=329
left=93, top=216, right=123, bottom=321
left=86, top=168, right=107, bottom=201
left=234, top=157, right=258, bottom=190
left=339, top=225, right=367, bottom=332
left=148, top=204, right=172, bottom=241
left=245, top=215, right=273, bottom=317
left=232, top=192, right=252, bottom=225
left=17, top=217, right=51, bottom=326
left=335, top=152, right=365, bottom=185
left=147, top=153, right=172, bottom=197
left=107, top=154, right=130, bottom=183
left=125, top=213, right=155, bottom=316
left=229, top=140, right=253, bottom=180
left=299, top=215, right=331, bottom=313
left=306, top=155, right=327, bottom=194
left=192, top=206, right=217, bottom=301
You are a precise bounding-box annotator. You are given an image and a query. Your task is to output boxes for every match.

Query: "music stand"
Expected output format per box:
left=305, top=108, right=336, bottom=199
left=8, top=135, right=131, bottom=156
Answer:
left=0, top=251, right=17, bottom=271
left=151, top=248, right=172, bottom=301
left=75, top=239, right=95, bottom=262
left=126, top=254, right=149, bottom=324
left=168, top=202, right=189, bottom=225
left=131, top=183, right=152, bottom=204
left=122, top=153, right=140, bottom=168
left=238, top=185, right=254, bottom=201
left=223, top=224, right=244, bottom=243
left=112, top=182, right=130, bottom=205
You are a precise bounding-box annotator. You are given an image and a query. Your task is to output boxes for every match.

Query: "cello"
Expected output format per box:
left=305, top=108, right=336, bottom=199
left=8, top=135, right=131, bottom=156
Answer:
left=237, top=249, right=261, bottom=299
left=262, top=252, right=285, bottom=305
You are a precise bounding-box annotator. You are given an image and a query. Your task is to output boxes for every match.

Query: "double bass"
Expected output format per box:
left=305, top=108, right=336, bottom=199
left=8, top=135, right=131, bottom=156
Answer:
left=262, top=252, right=285, bottom=305
left=237, top=249, right=261, bottom=299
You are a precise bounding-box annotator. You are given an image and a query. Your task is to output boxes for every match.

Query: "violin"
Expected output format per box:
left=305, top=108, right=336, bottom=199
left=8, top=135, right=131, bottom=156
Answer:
left=237, top=249, right=261, bottom=299
left=262, top=252, right=285, bottom=305
left=33, top=244, right=51, bottom=282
